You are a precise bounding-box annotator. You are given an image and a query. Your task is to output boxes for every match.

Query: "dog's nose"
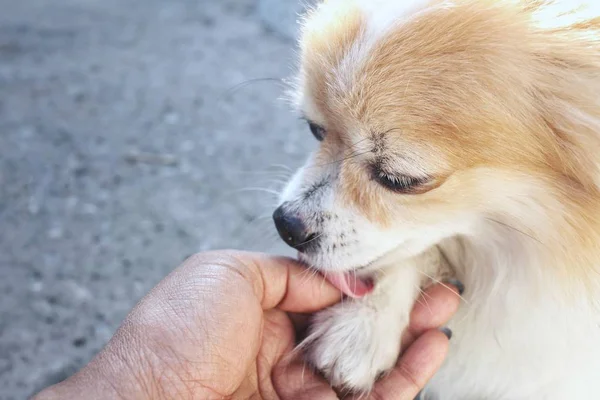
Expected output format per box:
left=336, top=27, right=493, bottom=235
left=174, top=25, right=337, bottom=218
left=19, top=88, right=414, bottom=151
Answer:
left=272, top=206, right=318, bottom=252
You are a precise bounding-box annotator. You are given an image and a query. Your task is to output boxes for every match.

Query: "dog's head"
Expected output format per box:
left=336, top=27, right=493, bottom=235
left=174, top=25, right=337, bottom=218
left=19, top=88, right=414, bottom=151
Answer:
left=273, top=0, right=600, bottom=287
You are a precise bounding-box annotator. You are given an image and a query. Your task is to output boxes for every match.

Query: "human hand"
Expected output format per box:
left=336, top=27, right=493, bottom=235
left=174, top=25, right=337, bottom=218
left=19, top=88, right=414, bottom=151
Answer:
left=34, top=251, right=460, bottom=400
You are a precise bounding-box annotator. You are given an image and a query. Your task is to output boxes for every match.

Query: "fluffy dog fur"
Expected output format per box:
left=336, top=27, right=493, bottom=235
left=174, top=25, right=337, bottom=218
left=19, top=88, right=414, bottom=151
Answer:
left=276, top=0, right=600, bottom=398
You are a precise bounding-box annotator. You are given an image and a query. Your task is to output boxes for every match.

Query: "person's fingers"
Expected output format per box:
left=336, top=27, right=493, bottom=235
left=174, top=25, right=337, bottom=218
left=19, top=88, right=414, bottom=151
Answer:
left=287, top=312, right=312, bottom=341
left=370, top=329, right=450, bottom=400
left=402, top=283, right=461, bottom=349
left=254, top=309, right=298, bottom=398
left=184, top=251, right=341, bottom=312
left=272, top=356, right=338, bottom=400
left=259, top=310, right=296, bottom=364
left=243, top=252, right=342, bottom=312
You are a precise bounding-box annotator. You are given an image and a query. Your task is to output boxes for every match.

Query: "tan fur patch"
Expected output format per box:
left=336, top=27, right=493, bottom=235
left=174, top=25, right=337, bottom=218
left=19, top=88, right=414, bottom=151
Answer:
left=298, top=0, right=600, bottom=280
left=299, top=0, right=364, bottom=120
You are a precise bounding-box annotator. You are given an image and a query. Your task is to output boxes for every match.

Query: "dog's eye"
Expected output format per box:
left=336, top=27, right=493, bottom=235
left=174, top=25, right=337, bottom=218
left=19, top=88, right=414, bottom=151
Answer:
left=308, top=122, right=326, bottom=141
left=375, top=171, right=427, bottom=194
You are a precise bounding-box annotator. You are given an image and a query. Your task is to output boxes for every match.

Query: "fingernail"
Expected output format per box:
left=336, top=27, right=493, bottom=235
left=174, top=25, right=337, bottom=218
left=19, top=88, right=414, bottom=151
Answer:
left=439, top=326, right=453, bottom=340
left=447, top=279, right=465, bottom=295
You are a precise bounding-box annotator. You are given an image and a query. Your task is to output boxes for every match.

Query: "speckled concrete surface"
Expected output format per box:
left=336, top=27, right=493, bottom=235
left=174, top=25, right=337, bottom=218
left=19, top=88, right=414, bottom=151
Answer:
left=0, top=1, right=311, bottom=398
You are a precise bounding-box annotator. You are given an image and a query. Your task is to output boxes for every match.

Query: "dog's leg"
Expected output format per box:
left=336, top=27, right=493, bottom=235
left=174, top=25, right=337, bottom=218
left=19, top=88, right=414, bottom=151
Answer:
left=303, top=247, right=447, bottom=393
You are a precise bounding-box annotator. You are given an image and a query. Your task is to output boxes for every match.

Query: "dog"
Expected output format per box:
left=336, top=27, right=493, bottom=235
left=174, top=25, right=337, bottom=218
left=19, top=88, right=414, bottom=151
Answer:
left=272, top=0, right=600, bottom=398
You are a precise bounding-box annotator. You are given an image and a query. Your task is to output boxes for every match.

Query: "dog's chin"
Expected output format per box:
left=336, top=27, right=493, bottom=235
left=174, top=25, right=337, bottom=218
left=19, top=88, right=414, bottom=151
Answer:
left=298, top=242, right=416, bottom=276
left=297, top=245, right=418, bottom=298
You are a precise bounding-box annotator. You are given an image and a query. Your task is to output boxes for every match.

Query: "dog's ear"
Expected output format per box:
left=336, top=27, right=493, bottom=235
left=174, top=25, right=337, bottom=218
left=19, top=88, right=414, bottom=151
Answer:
left=529, top=13, right=600, bottom=192
left=536, top=97, right=600, bottom=192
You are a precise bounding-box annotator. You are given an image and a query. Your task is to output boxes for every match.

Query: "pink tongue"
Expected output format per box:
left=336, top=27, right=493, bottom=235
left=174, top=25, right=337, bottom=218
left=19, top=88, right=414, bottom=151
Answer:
left=326, top=272, right=374, bottom=298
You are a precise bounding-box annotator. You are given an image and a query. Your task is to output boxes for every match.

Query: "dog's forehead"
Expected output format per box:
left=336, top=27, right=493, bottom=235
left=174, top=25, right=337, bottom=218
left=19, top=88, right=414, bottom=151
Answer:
left=299, top=0, right=459, bottom=133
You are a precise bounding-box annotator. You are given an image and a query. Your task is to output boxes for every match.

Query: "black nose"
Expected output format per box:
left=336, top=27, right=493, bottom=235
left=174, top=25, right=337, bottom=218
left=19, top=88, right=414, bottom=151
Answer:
left=272, top=206, right=318, bottom=252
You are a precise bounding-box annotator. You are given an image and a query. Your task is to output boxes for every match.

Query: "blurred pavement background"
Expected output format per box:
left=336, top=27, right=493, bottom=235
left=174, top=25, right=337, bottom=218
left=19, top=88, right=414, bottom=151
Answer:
left=0, top=0, right=312, bottom=398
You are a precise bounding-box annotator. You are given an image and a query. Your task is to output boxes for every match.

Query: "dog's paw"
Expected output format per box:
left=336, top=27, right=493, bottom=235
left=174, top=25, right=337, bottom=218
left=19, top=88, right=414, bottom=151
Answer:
left=304, top=301, right=406, bottom=393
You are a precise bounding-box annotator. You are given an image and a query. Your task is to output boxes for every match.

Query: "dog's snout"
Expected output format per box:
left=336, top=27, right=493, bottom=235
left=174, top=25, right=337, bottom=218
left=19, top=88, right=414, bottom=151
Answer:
left=272, top=206, right=319, bottom=252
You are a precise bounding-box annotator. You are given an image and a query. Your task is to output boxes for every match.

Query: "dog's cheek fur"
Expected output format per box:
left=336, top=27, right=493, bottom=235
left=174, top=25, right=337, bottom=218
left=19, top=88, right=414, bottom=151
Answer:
left=338, top=156, right=392, bottom=228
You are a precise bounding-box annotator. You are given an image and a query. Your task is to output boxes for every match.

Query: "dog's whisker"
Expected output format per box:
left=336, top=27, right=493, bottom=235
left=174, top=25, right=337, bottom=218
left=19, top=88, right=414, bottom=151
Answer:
left=418, top=285, right=435, bottom=316
left=414, top=297, right=428, bottom=309
left=484, top=217, right=547, bottom=248
left=263, top=178, right=289, bottom=184
left=416, top=269, right=469, bottom=304
left=230, top=169, right=291, bottom=178
left=268, top=163, right=294, bottom=172
left=231, top=187, right=281, bottom=196
left=319, top=270, right=328, bottom=292
left=346, top=136, right=372, bottom=153
left=309, top=150, right=373, bottom=169
left=299, top=267, right=319, bottom=287
left=220, top=77, right=286, bottom=102
left=300, top=232, right=325, bottom=246
left=414, top=286, right=429, bottom=308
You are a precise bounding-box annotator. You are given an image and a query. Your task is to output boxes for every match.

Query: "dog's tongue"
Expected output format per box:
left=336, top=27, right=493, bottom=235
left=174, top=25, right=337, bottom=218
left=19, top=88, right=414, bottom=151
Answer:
left=326, top=272, right=374, bottom=298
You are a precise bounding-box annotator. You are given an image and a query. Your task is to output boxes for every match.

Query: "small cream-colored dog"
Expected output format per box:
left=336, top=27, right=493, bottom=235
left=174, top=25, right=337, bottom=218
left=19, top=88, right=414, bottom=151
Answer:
left=272, top=0, right=600, bottom=398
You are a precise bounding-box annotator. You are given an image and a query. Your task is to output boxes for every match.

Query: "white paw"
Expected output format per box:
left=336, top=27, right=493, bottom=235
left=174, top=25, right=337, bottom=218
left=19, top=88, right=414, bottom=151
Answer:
left=304, top=301, right=407, bottom=393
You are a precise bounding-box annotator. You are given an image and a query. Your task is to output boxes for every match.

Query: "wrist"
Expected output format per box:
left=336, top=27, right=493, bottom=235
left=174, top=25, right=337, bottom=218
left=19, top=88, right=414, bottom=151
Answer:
left=34, top=326, right=222, bottom=400
left=33, top=329, right=157, bottom=399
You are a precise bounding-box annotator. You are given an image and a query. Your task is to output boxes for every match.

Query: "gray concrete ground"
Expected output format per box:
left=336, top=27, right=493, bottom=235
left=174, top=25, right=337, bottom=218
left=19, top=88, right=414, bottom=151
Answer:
left=0, top=1, right=311, bottom=398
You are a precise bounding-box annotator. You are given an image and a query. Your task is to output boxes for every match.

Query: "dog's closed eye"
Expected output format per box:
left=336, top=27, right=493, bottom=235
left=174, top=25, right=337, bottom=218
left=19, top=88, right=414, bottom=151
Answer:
left=372, top=166, right=429, bottom=194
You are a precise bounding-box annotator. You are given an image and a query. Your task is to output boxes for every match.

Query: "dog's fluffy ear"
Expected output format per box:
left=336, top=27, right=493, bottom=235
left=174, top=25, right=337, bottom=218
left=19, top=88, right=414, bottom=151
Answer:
left=528, top=6, right=600, bottom=191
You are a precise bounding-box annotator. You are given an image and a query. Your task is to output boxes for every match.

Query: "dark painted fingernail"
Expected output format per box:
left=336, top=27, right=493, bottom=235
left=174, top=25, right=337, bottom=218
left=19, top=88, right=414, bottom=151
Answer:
left=439, top=327, right=453, bottom=340
left=447, top=279, right=465, bottom=295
